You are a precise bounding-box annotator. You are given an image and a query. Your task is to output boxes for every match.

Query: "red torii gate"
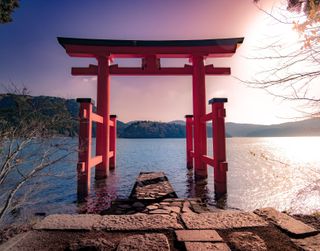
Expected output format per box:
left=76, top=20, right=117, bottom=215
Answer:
left=58, top=37, right=244, bottom=199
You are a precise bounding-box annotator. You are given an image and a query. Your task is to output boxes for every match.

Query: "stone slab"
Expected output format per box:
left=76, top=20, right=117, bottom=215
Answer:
left=34, top=214, right=102, bottom=230
left=191, top=204, right=208, bottom=213
left=182, top=201, right=193, bottom=213
left=228, top=231, right=268, bottom=251
left=134, top=181, right=177, bottom=200
left=182, top=211, right=268, bottom=230
left=163, top=198, right=193, bottom=202
left=169, top=201, right=182, bottom=207
left=69, top=237, right=116, bottom=250
left=149, top=209, right=170, bottom=214
left=117, top=233, right=170, bottom=251
left=146, top=205, right=159, bottom=210
left=291, top=233, right=320, bottom=251
left=163, top=206, right=181, bottom=213
left=185, top=242, right=231, bottom=251
left=94, top=214, right=183, bottom=231
left=137, top=172, right=166, bottom=182
left=254, top=208, right=318, bottom=237
left=175, top=230, right=223, bottom=242
left=0, top=232, right=32, bottom=251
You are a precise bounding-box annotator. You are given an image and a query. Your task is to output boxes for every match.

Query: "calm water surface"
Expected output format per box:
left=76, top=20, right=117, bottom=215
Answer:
left=13, top=137, right=320, bottom=220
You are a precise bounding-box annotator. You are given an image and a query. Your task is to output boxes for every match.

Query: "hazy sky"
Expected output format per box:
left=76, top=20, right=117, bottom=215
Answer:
left=0, top=0, right=304, bottom=124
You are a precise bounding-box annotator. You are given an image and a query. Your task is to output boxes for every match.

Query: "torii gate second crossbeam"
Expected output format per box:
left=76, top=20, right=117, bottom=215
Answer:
left=58, top=37, right=244, bottom=199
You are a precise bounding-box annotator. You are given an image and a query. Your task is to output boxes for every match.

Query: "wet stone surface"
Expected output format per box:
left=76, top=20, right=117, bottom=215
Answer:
left=134, top=181, right=177, bottom=200
left=101, top=196, right=207, bottom=217
left=130, top=172, right=178, bottom=200
left=136, top=172, right=167, bottom=185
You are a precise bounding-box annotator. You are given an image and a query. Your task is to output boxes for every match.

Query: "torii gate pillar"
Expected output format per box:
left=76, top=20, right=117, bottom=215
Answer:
left=95, top=56, right=110, bottom=179
left=192, top=55, right=207, bottom=178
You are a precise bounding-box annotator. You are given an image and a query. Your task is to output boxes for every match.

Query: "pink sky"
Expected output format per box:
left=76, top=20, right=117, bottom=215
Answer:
left=1, top=0, right=304, bottom=124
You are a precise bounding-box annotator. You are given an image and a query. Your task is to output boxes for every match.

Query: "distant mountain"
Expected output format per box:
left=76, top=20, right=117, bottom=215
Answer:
left=226, top=123, right=267, bottom=137
left=236, top=119, right=320, bottom=137
left=1, top=94, right=319, bottom=138
left=119, top=121, right=185, bottom=138
left=169, top=120, right=185, bottom=125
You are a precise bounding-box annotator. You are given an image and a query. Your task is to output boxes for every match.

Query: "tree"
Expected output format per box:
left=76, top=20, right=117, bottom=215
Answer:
left=0, top=0, right=19, bottom=23
left=0, top=86, right=76, bottom=225
left=249, top=0, right=320, bottom=117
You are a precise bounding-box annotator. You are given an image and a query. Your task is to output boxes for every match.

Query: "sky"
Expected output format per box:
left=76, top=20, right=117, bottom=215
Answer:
left=0, top=0, right=305, bottom=124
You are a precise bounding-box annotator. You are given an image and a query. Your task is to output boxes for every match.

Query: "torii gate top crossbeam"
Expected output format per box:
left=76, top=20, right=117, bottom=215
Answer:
left=58, top=37, right=244, bottom=76
left=57, top=37, right=244, bottom=58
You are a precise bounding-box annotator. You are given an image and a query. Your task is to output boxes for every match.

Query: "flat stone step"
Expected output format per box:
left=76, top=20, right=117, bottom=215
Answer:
left=254, top=208, right=319, bottom=238
left=181, top=211, right=268, bottom=230
left=130, top=172, right=178, bottom=201
left=175, top=230, right=223, bottom=242
left=34, top=214, right=183, bottom=231
left=117, top=233, right=170, bottom=251
left=184, top=242, right=231, bottom=251
left=94, top=214, right=183, bottom=231
left=34, top=214, right=102, bottom=230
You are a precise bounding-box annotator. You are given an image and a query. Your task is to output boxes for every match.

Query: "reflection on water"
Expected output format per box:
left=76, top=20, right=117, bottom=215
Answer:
left=4, top=137, right=320, bottom=224
left=185, top=169, right=209, bottom=199
left=272, top=137, right=320, bottom=164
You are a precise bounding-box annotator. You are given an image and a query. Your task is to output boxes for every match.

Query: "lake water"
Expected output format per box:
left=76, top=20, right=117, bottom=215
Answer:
left=6, top=137, right=320, bottom=223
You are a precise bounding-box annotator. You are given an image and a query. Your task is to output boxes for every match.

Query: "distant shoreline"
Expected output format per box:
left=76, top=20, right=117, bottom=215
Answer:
left=1, top=94, right=320, bottom=138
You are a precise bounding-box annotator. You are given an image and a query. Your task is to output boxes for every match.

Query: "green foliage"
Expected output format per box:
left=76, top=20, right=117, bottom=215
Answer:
left=0, top=94, right=78, bottom=137
left=0, top=0, right=19, bottom=23
left=119, top=121, right=186, bottom=138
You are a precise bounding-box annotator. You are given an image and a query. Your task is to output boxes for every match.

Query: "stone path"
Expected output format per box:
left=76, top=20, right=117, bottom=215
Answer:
left=181, top=211, right=268, bottom=230
left=117, top=233, right=170, bottom=251
left=1, top=172, right=319, bottom=251
left=130, top=172, right=178, bottom=200
left=3, top=199, right=319, bottom=251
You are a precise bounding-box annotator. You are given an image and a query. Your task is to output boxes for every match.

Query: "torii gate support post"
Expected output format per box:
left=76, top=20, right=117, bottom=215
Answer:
left=96, top=56, right=110, bottom=179
left=210, top=98, right=228, bottom=196
left=185, top=115, right=194, bottom=169
left=109, top=115, right=117, bottom=169
left=77, top=98, right=93, bottom=199
left=192, top=55, right=207, bottom=178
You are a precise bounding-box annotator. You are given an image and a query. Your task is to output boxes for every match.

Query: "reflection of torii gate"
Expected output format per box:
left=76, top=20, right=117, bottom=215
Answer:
left=58, top=37, right=244, bottom=199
